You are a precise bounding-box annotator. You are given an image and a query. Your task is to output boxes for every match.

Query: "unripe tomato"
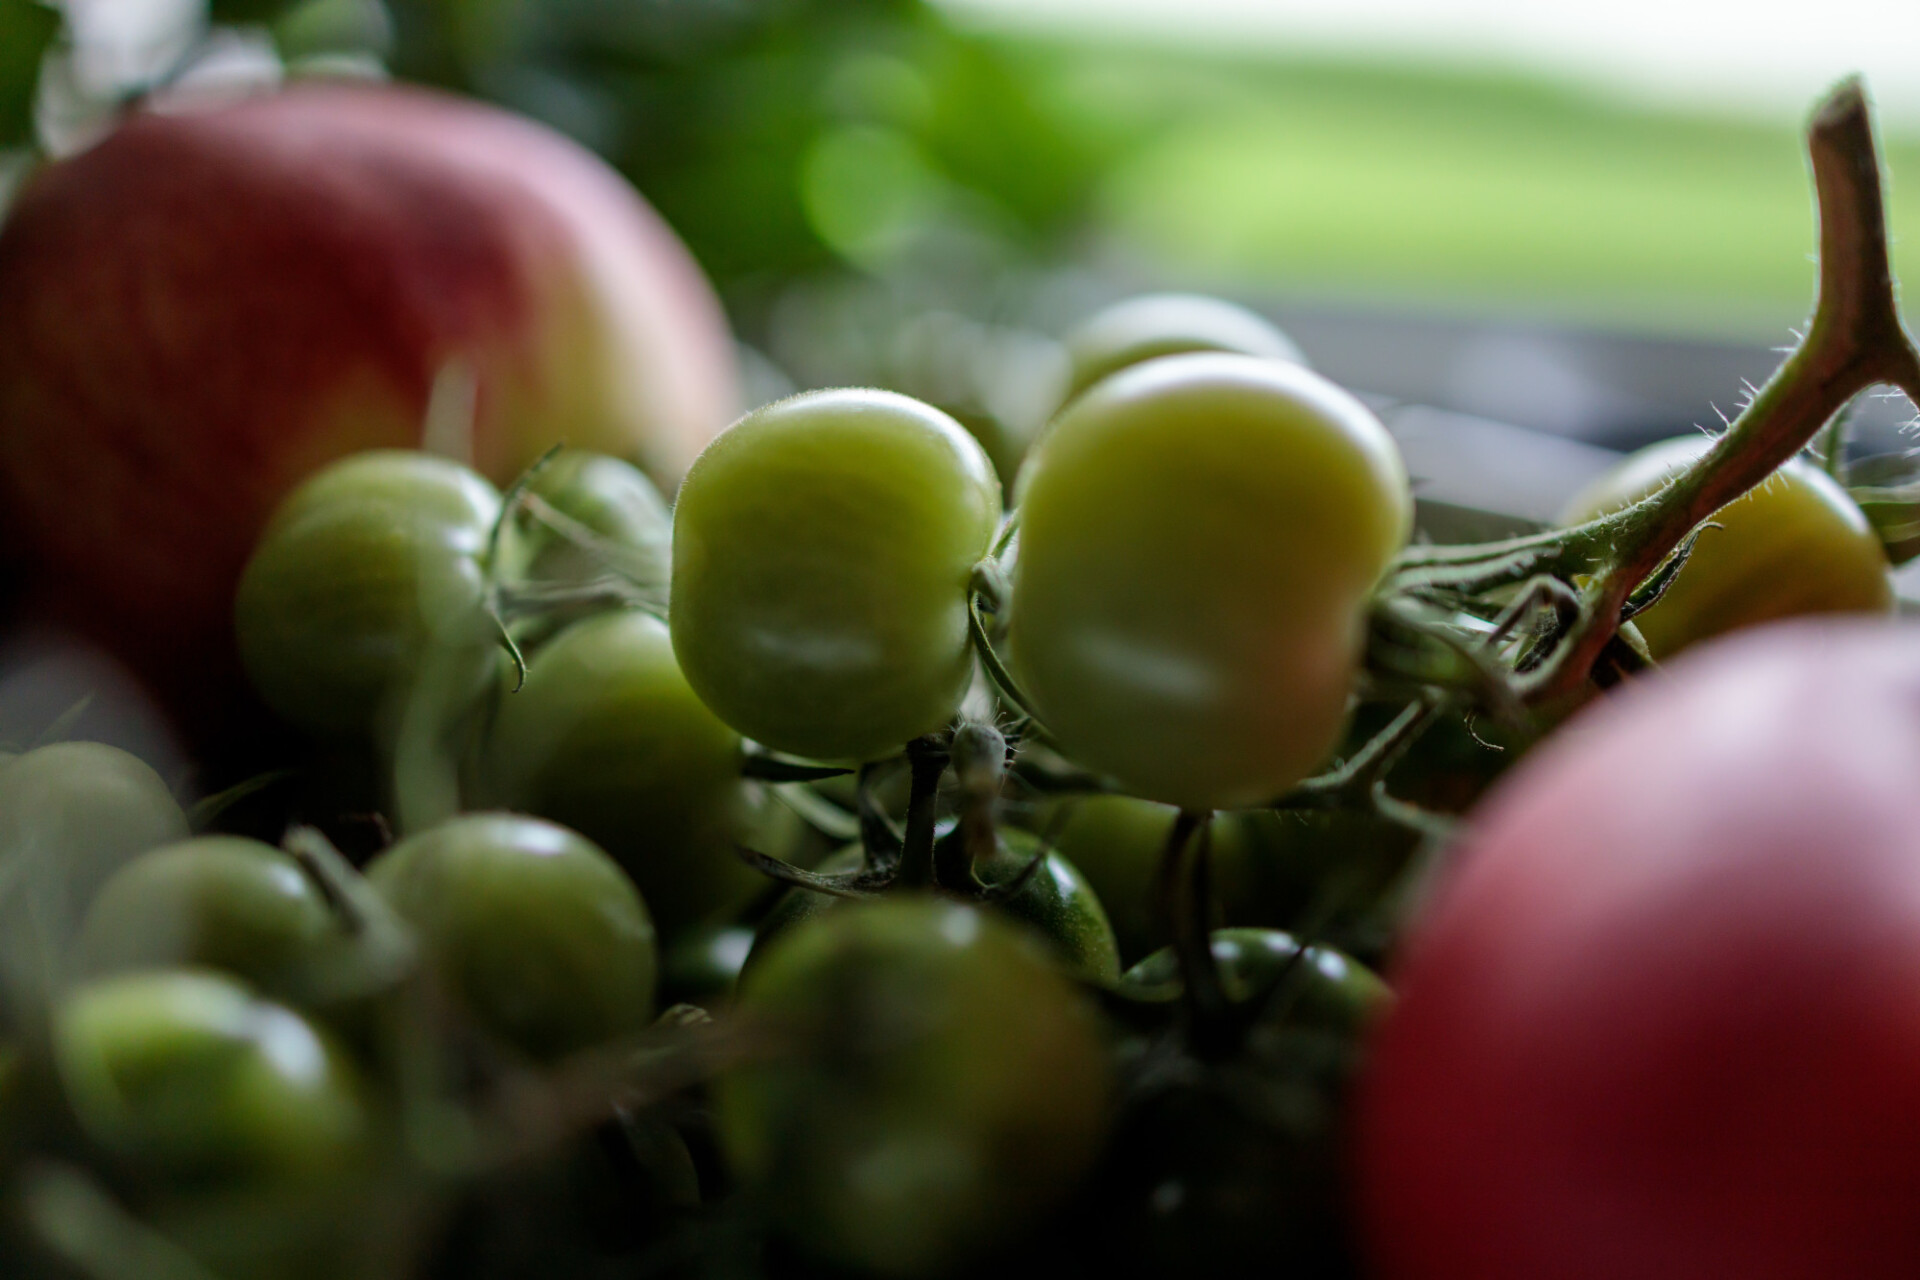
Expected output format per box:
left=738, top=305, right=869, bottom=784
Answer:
left=234, top=450, right=502, bottom=739
left=366, top=813, right=656, bottom=1061
left=1011, top=353, right=1411, bottom=810
left=715, top=899, right=1113, bottom=1277
left=671, top=388, right=1003, bottom=763
left=1032, top=795, right=1283, bottom=964
left=54, top=969, right=368, bottom=1183
left=751, top=828, right=1123, bottom=985
left=0, top=741, right=189, bottom=924
left=1122, top=927, right=1391, bottom=1032
left=478, top=610, right=760, bottom=938
left=1358, top=620, right=1920, bottom=1280
left=507, top=451, right=672, bottom=646
left=73, top=837, right=340, bottom=999
left=1558, top=436, right=1893, bottom=659
left=1062, top=292, right=1307, bottom=404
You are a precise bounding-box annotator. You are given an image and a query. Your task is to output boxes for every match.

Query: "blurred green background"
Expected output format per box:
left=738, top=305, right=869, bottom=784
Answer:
left=4, top=0, right=1916, bottom=458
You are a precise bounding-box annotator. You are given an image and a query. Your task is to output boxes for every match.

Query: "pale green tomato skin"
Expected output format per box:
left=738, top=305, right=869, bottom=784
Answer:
left=0, top=741, right=189, bottom=923
left=479, top=610, right=760, bottom=938
left=366, top=813, right=657, bottom=1061
left=1010, top=353, right=1412, bottom=811
left=511, top=451, right=672, bottom=615
left=670, top=388, right=1003, bottom=763
left=74, top=837, right=338, bottom=996
left=1559, top=437, right=1894, bottom=660
left=715, top=899, right=1112, bottom=1278
left=53, top=969, right=368, bottom=1183
left=1063, top=292, right=1307, bottom=404
left=234, top=450, right=503, bottom=739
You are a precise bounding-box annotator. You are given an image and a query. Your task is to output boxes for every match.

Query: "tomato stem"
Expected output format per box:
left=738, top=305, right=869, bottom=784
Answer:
left=896, top=735, right=951, bottom=889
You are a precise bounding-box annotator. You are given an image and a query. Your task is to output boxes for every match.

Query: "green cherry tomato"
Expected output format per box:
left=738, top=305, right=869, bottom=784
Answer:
left=366, top=813, right=656, bottom=1061
left=671, top=388, right=1003, bottom=763
left=53, top=969, right=368, bottom=1183
left=507, top=451, right=673, bottom=644
left=73, top=837, right=341, bottom=999
left=1062, top=292, right=1307, bottom=405
left=1559, top=436, right=1894, bottom=660
left=1010, top=353, right=1411, bottom=810
left=0, top=741, right=189, bottom=924
left=234, top=450, right=502, bottom=739
left=715, top=899, right=1113, bottom=1277
left=478, top=610, right=760, bottom=939
left=752, top=828, right=1122, bottom=985
left=1122, top=927, right=1392, bottom=1032
left=1028, top=795, right=1284, bottom=965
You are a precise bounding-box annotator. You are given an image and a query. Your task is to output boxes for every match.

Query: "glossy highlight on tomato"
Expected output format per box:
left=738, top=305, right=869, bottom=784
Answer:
left=54, top=969, right=368, bottom=1184
left=234, top=450, right=503, bottom=739
left=670, top=388, right=1003, bottom=763
left=1010, top=352, right=1412, bottom=810
left=1559, top=435, right=1893, bottom=658
left=367, top=812, right=656, bottom=1061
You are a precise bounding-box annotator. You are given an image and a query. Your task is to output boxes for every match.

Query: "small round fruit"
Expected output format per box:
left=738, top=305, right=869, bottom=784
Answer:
left=1122, top=927, right=1391, bottom=1031
left=751, top=829, right=1122, bottom=985
left=234, top=451, right=502, bottom=739
left=73, top=837, right=339, bottom=998
left=366, top=813, right=656, bottom=1061
left=0, top=741, right=189, bottom=919
left=1558, top=436, right=1893, bottom=658
left=1010, top=353, right=1411, bottom=810
left=479, top=610, right=759, bottom=938
left=1062, top=292, right=1307, bottom=403
left=54, top=969, right=368, bottom=1183
left=1358, top=620, right=1920, bottom=1279
left=507, top=451, right=673, bottom=647
left=671, top=388, right=1003, bottom=762
left=715, top=899, right=1112, bottom=1277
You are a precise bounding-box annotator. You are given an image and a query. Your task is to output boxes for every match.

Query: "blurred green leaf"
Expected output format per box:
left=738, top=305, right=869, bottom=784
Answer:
left=0, top=0, right=57, bottom=150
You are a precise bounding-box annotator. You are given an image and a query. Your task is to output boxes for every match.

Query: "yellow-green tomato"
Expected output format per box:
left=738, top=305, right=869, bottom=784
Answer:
left=478, top=610, right=760, bottom=938
left=53, top=969, right=368, bottom=1184
left=670, top=388, right=1003, bottom=763
left=0, top=741, right=189, bottom=920
left=1559, top=437, right=1894, bottom=659
left=366, top=813, right=656, bottom=1061
left=1062, top=292, right=1307, bottom=404
left=1010, top=353, right=1412, bottom=810
left=73, top=837, right=340, bottom=999
left=234, top=450, right=502, bottom=739
left=715, top=899, right=1112, bottom=1277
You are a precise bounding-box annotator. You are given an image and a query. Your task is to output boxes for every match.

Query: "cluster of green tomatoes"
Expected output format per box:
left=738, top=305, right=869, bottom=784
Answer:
left=0, top=292, right=1901, bottom=1279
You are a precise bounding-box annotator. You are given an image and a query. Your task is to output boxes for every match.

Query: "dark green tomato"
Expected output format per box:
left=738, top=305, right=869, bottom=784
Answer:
left=1029, top=795, right=1281, bottom=965
left=671, top=388, right=1003, bottom=763
left=751, top=829, right=1122, bottom=985
left=0, top=741, right=189, bottom=929
left=1061, top=292, right=1307, bottom=405
left=1009, top=353, right=1411, bottom=810
left=715, top=899, right=1113, bottom=1278
left=1121, top=927, right=1392, bottom=1033
left=660, top=921, right=757, bottom=1010
left=506, top=451, right=673, bottom=645
left=478, top=609, right=761, bottom=939
left=53, top=969, right=369, bottom=1184
left=73, top=837, right=341, bottom=999
left=366, top=813, right=656, bottom=1061
left=234, top=450, right=502, bottom=739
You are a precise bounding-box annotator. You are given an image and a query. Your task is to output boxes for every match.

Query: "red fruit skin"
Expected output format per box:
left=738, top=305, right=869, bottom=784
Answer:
left=0, top=81, right=737, bottom=749
left=1356, top=620, right=1920, bottom=1280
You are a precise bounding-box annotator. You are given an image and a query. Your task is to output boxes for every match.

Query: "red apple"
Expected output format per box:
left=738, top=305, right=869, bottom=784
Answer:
left=0, top=80, right=739, bottom=750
